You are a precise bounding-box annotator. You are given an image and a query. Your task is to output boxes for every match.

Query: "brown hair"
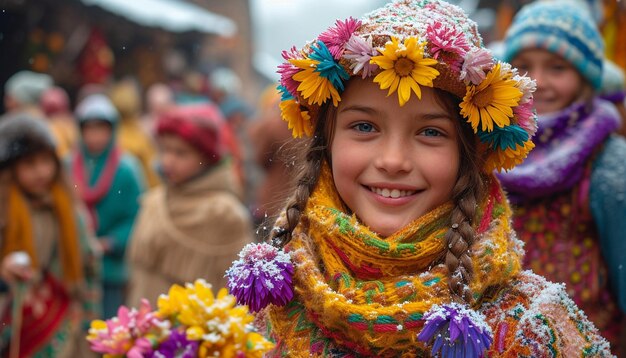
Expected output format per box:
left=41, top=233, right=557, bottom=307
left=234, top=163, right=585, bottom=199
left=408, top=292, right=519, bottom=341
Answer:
left=270, top=88, right=485, bottom=303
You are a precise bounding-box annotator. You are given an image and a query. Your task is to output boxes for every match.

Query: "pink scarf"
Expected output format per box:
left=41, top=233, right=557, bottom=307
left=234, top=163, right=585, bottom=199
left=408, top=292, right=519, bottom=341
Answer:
left=72, top=146, right=121, bottom=228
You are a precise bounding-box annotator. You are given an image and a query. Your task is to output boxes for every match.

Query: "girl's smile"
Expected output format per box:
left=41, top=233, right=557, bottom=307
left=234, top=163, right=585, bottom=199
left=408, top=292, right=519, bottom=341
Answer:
left=331, top=78, right=460, bottom=237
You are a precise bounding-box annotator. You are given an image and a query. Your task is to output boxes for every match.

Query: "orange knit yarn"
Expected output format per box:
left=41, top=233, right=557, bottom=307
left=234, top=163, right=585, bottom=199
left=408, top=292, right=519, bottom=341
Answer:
left=2, top=182, right=83, bottom=284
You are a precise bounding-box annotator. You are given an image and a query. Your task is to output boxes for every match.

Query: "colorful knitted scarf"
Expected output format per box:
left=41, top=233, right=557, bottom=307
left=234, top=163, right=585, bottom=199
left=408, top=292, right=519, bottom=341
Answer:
left=498, top=99, right=620, bottom=203
left=1, top=182, right=83, bottom=284
left=266, top=164, right=523, bottom=356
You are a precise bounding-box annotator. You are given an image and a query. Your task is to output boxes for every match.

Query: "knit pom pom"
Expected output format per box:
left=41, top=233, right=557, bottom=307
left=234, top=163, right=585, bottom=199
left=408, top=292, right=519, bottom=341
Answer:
left=417, top=303, right=492, bottom=358
left=225, top=243, right=294, bottom=312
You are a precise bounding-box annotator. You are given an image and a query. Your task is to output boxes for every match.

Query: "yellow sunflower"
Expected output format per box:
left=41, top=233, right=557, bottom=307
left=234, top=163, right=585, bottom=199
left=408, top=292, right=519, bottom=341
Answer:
left=280, top=98, right=313, bottom=138
left=289, top=58, right=342, bottom=106
left=370, top=36, right=439, bottom=106
left=485, top=140, right=535, bottom=172
left=460, top=62, right=523, bottom=133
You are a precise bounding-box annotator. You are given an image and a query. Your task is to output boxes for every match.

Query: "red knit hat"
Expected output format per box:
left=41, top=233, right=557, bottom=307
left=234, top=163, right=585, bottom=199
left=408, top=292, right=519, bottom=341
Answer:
left=156, top=103, right=227, bottom=164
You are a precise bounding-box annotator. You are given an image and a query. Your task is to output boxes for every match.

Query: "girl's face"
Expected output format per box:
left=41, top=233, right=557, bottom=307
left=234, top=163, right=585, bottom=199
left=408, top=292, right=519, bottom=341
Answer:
left=81, top=120, right=113, bottom=155
left=158, top=133, right=206, bottom=185
left=331, top=78, right=460, bottom=237
left=511, top=48, right=585, bottom=115
left=14, top=151, right=58, bottom=197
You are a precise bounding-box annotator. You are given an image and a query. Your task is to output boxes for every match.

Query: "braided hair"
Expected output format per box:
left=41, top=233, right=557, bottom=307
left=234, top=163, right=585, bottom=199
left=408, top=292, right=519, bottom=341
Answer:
left=434, top=90, right=486, bottom=303
left=271, top=88, right=485, bottom=305
left=269, top=104, right=335, bottom=247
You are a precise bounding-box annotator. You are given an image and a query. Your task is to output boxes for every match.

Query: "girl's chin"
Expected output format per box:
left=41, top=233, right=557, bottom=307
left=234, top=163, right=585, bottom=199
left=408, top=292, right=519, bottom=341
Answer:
left=367, top=221, right=406, bottom=237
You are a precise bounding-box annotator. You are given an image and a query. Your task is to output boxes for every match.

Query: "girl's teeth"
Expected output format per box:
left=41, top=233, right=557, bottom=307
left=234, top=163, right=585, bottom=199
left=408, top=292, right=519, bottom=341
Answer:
left=371, top=187, right=414, bottom=198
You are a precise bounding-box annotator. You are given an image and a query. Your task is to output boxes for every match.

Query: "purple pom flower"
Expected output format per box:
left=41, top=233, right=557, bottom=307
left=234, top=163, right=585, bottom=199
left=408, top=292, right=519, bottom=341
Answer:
left=225, top=243, right=294, bottom=312
left=417, top=303, right=492, bottom=358
left=150, top=328, right=198, bottom=358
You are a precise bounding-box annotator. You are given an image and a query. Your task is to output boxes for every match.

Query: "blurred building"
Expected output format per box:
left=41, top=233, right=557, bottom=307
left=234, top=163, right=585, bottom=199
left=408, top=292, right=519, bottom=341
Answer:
left=0, top=0, right=264, bottom=111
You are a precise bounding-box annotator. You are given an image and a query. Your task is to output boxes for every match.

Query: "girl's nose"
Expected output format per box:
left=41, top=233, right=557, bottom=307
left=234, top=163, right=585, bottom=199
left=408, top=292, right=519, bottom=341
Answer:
left=373, top=138, right=412, bottom=174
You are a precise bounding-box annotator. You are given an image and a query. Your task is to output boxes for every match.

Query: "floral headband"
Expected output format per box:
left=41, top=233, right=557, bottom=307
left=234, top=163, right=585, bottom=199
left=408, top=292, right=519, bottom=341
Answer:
left=277, top=0, right=537, bottom=172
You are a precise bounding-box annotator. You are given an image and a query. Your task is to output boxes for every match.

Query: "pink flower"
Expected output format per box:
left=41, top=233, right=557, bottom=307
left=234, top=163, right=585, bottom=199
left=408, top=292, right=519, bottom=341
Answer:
left=460, top=47, right=494, bottom=85
left=343, top=35, right=379, bottom=78
left=514, top=101, right=537, bottom=138
left=133, top=299, right=161, bottom=334
left=426, top=21, right=470, bottom=63
left=127, top=337, right=154, bottom=358
left=87, top=300, right=169, bottom=356
left=318, top=17, right=362, bottom=59
left=277, top=46, right=302, bottom=97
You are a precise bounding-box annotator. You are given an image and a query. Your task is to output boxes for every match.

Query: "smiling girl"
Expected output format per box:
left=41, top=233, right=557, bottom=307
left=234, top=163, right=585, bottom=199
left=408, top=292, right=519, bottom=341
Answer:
left=225, top=0, right=613, bottom=356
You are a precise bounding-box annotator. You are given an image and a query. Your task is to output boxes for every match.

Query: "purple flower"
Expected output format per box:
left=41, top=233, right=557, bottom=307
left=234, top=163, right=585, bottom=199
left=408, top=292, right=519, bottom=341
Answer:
left=225, top=243, right=294, bottom=312
left=150, top=328, right=199, bottom=358
left=417, top=303, right=492, bottom=358
left=343, top=35, right=379, bottom=78
left=318, top=17, right=362, bottom=59
left=277, top=46, right=303, bottom=98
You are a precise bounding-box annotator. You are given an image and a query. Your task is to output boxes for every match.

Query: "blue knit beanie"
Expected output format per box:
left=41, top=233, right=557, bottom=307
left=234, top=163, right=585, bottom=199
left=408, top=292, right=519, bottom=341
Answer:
left=502, top=0, right=604, bottom=89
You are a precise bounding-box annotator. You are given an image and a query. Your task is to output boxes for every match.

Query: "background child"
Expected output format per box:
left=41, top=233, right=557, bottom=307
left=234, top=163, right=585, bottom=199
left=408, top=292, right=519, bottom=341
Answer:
left=1, top=70, right=52, bottom=121
left=0, top=114, right=100, bottom=357
left=126, top=103, right=254, bottom=307
left=499, top=1, right=626, bottom=353
left=225, top=0, right=612, bottom=356
left=71, top=94, right=145, bottom=318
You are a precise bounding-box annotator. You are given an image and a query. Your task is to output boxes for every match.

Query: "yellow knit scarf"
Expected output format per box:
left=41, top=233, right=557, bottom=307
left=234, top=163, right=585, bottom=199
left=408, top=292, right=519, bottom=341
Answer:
left=267, top=164, right=523, bottom=356
left=2, top=182, right=83, bottom=284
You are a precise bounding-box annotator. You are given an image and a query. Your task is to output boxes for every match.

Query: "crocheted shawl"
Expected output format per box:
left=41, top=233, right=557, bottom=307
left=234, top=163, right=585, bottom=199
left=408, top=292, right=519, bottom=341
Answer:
left=498, top=99, right=620, bottom=203
left=127, top=163, right=252, bottom=304
left=265, top=164, right=524, bottom=356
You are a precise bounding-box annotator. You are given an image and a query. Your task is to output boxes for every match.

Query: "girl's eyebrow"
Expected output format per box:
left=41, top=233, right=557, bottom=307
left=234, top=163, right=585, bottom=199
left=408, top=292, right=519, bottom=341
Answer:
left=340, top=105, right=454, bottom=121
left=420, top=112, right=455, bottom=121
left=339, top=105, right=378, bottom=115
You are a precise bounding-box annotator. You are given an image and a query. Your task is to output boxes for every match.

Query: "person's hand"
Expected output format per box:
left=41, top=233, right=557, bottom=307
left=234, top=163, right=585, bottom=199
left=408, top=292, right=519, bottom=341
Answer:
left=98, top=237, right=112, bottom=253
left=1, top=251, right=34, bottom=283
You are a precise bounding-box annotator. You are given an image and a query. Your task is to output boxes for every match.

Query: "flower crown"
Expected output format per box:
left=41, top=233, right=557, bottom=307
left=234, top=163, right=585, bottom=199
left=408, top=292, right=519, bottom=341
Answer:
left=277, top=0, right=537, bottom=172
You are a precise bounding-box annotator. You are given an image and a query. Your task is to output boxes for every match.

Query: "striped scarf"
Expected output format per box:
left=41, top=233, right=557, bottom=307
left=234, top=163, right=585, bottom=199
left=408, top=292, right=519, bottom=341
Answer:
left=266, top=164, right=523, bottom=356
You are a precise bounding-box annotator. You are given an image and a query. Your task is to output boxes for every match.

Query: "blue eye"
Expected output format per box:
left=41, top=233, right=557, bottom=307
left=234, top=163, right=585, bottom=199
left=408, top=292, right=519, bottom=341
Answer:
left=354, top=122, right=375, bottom=132
left=422, top=128, right=442, bottom=137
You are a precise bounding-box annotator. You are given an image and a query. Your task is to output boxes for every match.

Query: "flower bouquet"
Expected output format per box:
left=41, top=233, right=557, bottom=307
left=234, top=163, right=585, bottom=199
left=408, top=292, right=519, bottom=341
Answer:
left=86, top=279, right=274, bottom=357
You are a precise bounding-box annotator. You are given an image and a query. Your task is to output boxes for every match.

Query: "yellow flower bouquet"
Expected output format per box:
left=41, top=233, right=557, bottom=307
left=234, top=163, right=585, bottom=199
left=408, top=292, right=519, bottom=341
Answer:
left=86, top=279, right=274, bottom=358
